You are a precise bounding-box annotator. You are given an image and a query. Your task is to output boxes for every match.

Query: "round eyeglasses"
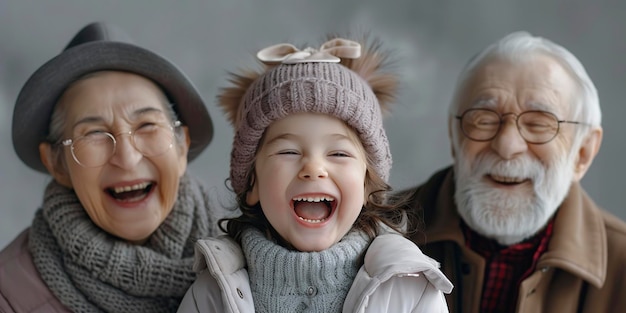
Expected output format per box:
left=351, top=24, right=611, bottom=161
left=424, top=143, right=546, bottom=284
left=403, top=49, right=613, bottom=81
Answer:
left=61, top=121, right=181, bottom=167
left=455, top=109, right=588, bottom=144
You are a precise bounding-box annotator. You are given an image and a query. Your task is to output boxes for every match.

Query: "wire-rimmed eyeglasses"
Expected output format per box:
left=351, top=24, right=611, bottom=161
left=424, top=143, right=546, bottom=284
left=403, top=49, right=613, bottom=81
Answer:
left=60, top=120, right=181, bottom=167
left=455, top=108, right=589, bottom=144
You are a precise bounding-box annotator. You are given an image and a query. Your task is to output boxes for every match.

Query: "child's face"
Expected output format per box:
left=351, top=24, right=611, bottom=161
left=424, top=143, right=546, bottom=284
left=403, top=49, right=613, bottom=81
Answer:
left=247, top=112, right=368, bottom=252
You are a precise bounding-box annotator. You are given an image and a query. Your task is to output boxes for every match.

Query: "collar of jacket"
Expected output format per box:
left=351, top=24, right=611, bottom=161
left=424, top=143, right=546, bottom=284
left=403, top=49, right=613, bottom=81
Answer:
left=415, top=166, right=607, bottom=288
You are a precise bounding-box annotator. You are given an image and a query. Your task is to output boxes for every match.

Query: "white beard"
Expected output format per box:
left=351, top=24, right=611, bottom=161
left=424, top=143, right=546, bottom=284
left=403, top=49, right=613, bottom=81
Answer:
left=453, top=148, right=576, bottom=246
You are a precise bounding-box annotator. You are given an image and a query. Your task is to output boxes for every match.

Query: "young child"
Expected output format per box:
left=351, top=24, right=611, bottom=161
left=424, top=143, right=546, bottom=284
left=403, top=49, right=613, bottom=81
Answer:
left=178, top=37, right=453, bottom=312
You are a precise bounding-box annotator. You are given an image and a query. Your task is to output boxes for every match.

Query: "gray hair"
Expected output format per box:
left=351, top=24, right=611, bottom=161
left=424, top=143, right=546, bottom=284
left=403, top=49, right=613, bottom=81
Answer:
left=449, top=31, right=601, bottom=145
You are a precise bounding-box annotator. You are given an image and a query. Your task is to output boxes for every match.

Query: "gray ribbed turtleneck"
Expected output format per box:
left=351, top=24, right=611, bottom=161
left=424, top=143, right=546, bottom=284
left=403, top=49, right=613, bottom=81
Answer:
left=241, top=228, right=369, bottom=313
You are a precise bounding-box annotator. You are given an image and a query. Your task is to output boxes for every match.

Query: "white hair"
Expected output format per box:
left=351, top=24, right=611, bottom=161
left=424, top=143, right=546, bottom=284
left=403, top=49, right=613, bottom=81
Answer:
left=449, top=31, right=601, bottom=147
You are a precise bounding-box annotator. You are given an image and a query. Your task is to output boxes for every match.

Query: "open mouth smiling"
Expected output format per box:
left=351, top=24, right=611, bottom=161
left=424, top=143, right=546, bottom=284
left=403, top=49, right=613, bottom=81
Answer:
left=292, top=195, right=336, bottom=223
left=488, top=174, right=530, bottom=186
left=106, top=182, right=155, bottom=202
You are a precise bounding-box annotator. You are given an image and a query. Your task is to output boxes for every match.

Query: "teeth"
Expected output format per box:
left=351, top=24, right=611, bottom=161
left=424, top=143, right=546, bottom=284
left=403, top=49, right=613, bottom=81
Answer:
left=491, top=175, right=523, bottom=183
left=298, top=216, right=327, bottom=223
left=292, top=196, right=335, bottom=202
left=113, top=182, right=150, bottom=194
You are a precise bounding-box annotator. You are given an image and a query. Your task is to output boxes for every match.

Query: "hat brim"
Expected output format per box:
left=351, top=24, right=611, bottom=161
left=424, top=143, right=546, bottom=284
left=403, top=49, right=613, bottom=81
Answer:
left=12, top=41, right=213, bottom=173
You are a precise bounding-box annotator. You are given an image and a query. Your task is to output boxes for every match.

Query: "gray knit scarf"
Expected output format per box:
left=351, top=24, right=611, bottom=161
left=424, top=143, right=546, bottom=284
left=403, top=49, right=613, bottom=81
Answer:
left=241, top=228, right=369, bottom=313
left=29, top=173, right=218, bottom=313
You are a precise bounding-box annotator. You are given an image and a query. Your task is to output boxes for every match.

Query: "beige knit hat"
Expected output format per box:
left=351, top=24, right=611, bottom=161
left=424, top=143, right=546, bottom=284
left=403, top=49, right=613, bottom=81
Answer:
left=219, top=37, right=397, bottom=194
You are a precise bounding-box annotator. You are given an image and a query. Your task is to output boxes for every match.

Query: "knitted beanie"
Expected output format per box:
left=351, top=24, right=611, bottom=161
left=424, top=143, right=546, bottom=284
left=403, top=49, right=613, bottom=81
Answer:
left=219, top=38, right=398, bottom=194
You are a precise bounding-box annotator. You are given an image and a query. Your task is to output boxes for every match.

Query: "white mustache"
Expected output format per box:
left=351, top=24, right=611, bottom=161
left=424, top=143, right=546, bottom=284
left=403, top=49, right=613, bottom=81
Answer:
left=470, top=153, right=544, bottom=183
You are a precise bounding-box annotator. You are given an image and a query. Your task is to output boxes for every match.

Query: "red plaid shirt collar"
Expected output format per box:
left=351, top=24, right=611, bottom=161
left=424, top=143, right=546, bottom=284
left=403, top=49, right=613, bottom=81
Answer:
left=463, top=218, right=554, bottom=313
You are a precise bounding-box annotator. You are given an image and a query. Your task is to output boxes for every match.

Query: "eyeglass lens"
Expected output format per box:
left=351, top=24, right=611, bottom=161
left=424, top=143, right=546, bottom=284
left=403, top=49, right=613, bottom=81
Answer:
left=70, top=124, right=175, bottom=167
left=460, top=109, right=559, bottom=144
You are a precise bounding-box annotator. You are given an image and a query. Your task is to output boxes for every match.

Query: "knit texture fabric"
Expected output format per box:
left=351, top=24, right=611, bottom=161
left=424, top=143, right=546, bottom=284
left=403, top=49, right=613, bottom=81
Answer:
left=241, top=227, right=369, bottom=313
left=28, top=173, right=219, bottom=313
left=229, top=62, right=391, bottom=194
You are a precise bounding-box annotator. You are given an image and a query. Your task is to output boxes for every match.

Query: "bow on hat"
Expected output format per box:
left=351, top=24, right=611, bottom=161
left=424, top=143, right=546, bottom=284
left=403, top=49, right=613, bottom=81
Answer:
left=257, top=38, right=361, bottom=64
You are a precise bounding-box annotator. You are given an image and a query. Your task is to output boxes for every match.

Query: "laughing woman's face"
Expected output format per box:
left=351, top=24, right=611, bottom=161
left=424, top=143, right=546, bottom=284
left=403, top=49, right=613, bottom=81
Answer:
left=41, top=71, right=189, bottom=244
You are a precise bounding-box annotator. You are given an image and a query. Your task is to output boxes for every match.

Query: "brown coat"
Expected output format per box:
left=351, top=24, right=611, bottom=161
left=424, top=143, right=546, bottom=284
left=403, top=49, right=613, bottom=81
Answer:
left=400, top=167, right=626, bottom=313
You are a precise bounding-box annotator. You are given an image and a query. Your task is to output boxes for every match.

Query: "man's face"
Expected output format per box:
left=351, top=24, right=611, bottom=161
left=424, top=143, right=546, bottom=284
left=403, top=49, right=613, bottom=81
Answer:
left=451, top=54, right=580, bottom=245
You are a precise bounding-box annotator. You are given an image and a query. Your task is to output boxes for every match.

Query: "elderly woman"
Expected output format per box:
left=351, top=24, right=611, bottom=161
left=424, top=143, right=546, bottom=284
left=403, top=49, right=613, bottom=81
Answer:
left=0, top=22, right=219, bottom=312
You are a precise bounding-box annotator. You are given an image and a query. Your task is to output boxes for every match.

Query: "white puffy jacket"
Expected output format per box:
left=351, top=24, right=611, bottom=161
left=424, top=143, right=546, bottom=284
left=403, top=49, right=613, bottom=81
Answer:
left=177, top=233, right=453, bottom=313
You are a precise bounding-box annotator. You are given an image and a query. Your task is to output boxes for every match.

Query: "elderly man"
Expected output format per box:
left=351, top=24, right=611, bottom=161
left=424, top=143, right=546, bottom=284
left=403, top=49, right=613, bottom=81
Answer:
left=400, top=31, right=626, bottom=313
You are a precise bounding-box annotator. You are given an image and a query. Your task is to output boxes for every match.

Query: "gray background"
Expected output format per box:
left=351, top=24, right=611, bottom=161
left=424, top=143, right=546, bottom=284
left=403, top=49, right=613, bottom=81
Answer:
left=1, top=0, right=624, bottom=249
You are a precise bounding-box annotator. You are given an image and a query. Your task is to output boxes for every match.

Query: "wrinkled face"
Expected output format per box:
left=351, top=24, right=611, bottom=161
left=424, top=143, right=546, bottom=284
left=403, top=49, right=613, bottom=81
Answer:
left=47, top=71, right=189, bottom=243
left=247, top=113, right=367, bottom=252
left=451, top=54, right=580, bottom=245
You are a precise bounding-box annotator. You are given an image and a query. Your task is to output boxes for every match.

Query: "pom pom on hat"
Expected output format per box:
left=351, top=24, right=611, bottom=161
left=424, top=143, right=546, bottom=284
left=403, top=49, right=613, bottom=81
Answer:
left=219, top=35, right=398, bottom=194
